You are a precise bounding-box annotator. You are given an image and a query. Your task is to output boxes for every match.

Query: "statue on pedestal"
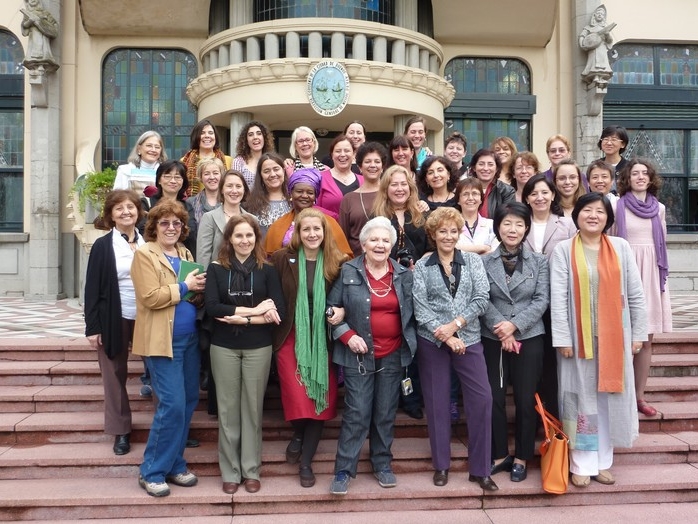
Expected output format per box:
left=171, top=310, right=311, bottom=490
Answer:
left=21, top=0, right=59, bottom=69
left=579, top=4, right=616, bottom=86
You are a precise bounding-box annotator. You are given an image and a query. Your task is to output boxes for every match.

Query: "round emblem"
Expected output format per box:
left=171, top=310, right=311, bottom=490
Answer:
left=307, top=61, right=350, bottom=117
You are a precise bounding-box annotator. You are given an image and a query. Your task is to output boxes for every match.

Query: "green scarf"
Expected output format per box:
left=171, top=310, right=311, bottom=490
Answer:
left=295, top=248, right=329, bottom=414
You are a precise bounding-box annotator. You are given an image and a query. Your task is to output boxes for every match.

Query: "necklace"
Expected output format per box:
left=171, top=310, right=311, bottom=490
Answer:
left=223, top=206, right=239, bottom=219
left=367, top=272, right=392, bottom=298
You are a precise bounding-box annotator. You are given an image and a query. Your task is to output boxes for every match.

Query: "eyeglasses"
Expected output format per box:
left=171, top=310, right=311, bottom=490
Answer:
left=296, top=138, right=314, bottom=145
left=157, top=220, right=182, bottom=229
left=161, top=174, right=183, bottom=182
left=548, top=148, right=568, bottom=154
left=142, top=144, right=162, bottom=150
left=601, top=137, right=622, bottom=144
left=228, top=271, right=254, bottom=298
left=356, top=354, right=384, bottom=376
left=515, top=164, right=535, bottom=172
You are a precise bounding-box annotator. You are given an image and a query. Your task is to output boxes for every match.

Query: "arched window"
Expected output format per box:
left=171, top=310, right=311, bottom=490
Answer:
left=254, top=0, right=393, bottom=24
left=606, top=43, right=698, bottom=230
left=102, top=49, right=198, bottom=168
left=0, top=30, right=25, bottom=232
left=444, top=57, right=534, bottom=162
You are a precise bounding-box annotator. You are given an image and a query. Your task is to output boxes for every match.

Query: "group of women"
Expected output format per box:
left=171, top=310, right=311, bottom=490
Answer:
left=84, top=117, right=670, bottom=498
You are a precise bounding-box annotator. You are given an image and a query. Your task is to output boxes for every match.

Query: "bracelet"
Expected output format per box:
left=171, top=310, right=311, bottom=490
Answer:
left=246, top=316, right=251, bottom=327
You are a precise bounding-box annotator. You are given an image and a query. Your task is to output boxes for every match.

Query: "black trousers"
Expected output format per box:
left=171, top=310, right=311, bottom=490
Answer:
left=483, top=335, right=544, bottom=462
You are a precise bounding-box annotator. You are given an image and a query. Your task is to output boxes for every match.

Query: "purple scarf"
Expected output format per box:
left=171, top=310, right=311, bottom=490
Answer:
left=616, top=193, right=669, bottom=292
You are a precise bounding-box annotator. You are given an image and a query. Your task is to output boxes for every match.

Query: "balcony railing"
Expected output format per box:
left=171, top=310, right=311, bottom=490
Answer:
left=200, top=18, right=444, bottom=75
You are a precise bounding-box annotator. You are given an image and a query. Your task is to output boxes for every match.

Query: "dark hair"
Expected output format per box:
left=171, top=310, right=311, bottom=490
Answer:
left=328, top=134, right=353, bottom=158
left=455, top=177, right=484, bottom=212
left=571, top=192, right=615, bottom=233
left=356, top=141, right=388, bottom=167
left=468, top=148, right=502, bottom=181
left=417, top=155, right=459, bottom=196
left=189, top=119, right=221, bottom=151
left=155, top=160, right=189, bottom=201
left=403, top=115, right=427, bottom=134
left=586, top=159, right=615, bottom=179
left=245, top=153, right=289, bottom=216
left=102, top=190, right=145, bottom=229
left=235, top=120, right=275, bottom=159
left=218, top=169, right=251, bottom=204
left=552, top=158, right=587, bottom=204
left=597, top=125, right=629, bottom=154
left=521, top=174, right=564, bottom=217
left=492, top=202, right=531, bottom=243
left=387, top=134, right=417, bottom=174
left=343, top=120, right=366, bottom=135
left=445, top=131, right=467, bottom=150
left=616, top=158, right=662, bottom=197
left=143, top=200, right=190, bottom=242
left=216, top=214, right=266, bottom=270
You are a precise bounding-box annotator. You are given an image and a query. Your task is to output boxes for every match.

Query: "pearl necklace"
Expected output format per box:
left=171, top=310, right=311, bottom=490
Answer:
left=366, top=264, right=392, bottom=298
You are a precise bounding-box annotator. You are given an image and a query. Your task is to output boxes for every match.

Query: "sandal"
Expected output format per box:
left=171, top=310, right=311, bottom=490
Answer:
left=637, top=399, right=657, bottom=417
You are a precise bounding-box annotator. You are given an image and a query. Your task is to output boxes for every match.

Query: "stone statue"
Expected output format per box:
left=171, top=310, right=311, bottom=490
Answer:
left=21, top=0, right=59, bottom=69
left=579, top=4, right=616, bottom=79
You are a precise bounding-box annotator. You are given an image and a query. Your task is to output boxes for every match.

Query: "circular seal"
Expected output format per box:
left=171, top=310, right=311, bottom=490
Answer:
left=307, top=61, right=350, bottom=117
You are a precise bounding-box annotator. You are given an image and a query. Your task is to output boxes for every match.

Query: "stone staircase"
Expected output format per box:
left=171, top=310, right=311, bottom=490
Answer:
left=0, top=334, right=697, bottom=521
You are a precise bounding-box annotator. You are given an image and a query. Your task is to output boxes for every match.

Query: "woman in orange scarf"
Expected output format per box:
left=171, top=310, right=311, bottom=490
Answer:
left=550, top=192, right=647, bottom=489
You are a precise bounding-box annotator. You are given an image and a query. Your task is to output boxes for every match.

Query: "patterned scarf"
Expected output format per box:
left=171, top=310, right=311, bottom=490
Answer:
left=293, top=156, right=326, bottom=172
left=181, top=149, right=229, bottom=196
left=294, top=248, right=329, bottom=414
left=571, top=233, right=624, bottom=393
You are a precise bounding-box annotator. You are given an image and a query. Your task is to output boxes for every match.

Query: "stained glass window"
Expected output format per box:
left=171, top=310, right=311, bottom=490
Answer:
left=102, top=49, right=198, bottom=168
left=0, top=30, right=24, bottom=232
left=446, top=58, right=531, bottom=95
left=659, top=46, right=698, bottom=87
left=609, top=45, right=654, bottom=85
left=255, top=0, right=392, bottom=23
left=610, top=44, right=698, bottom=87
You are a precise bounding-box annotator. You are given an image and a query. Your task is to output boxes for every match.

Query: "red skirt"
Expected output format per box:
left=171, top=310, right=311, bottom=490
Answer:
left=276, top=329, right=338, bottom=421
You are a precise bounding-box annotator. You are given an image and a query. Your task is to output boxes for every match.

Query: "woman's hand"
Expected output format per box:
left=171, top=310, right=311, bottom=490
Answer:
left=184, top=268, right=206, bottom=293
left=632, top=341, right=643, bottom=355
left=87, top=334, right=102, bottom=349
left=445, top=336, right=466, bottom=355
left=346, top=334, right=368, bottom=354
left=263, top=309, right=281, bottom=325
left=434, top=322, right=457, bottom=342
left=501, top=335, right=520, bottom=353
left=417, top=200, right=430, bottom=213
left=215, top=314, right=246, bottom=325
left=327, top=307, right=345, bottom=325
left=252, top=298, right=278, bottom=316
left=558, top=346, right=574, bottom=359
left=493, top=320, right=517, bottom=340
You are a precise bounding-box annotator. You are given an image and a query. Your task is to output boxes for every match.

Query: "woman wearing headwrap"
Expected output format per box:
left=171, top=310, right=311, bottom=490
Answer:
left=263, top=168, right=352, bottom=258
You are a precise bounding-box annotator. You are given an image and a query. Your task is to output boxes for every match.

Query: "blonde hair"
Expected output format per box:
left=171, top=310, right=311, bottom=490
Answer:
left=289, top=208, right=348, bottom=281
left=372, top=165, right=425, bottom=228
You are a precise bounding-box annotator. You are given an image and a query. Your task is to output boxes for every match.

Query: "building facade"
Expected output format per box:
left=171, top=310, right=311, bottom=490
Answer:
left=1, top=0, right=697, bottom=298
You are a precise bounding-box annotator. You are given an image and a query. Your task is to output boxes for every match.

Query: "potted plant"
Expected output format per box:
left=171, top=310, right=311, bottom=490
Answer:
left=70, top=164, right=117, bottom=222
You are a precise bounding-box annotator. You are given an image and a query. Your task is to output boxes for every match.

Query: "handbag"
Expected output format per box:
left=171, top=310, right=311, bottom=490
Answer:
left=535, top=393, right=569, bottom=494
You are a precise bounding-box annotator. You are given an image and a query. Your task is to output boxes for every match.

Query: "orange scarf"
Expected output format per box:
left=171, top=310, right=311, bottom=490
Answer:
left=571, top=233, right=624, bottom=393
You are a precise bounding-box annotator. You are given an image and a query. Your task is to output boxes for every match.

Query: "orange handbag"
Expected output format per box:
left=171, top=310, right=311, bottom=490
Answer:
left=535, top=393, right=569, bottom=494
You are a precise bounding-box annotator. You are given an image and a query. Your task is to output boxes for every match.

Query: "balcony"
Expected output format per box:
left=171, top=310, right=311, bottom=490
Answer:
left=187, top=18, right=455, bottom=130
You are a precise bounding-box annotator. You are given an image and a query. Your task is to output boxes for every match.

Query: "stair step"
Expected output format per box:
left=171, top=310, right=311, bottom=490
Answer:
left=0, top=360, right=146, bottom=386
left=650, top=353, right=698, bottom=376
left=652, top=332, right=698, bottom=354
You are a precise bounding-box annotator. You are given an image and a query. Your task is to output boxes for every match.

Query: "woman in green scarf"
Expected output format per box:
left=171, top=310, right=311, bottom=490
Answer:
left=271, top=208, right=350, bottom=488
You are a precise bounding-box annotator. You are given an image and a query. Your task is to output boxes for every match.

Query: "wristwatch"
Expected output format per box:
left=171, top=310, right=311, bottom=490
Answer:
left=454, top=318, right=463, bottom=329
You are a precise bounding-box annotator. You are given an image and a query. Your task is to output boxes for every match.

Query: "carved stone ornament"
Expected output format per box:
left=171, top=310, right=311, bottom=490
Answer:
left=21, top=0, right=60, bottom=107
left=579, top=4, right=616, bottom=115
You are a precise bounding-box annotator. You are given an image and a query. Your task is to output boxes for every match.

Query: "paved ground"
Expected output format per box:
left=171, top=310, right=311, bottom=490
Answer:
left=0, top=292, right=696, bottom=339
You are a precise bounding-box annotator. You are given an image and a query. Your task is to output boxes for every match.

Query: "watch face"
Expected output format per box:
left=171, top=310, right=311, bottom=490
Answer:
left=307, top=61, right=350, bottom=117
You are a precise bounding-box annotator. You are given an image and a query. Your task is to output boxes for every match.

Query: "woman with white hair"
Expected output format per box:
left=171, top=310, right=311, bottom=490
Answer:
left=327, top=216, right=417, bottom=496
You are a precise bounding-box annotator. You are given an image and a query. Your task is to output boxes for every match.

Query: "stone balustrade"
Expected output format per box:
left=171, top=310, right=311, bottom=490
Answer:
left=199, top=18, right=443, bottom=75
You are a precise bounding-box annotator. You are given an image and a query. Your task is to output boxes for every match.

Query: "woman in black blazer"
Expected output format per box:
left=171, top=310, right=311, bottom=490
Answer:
left=84, top=190, right=145, bottom=456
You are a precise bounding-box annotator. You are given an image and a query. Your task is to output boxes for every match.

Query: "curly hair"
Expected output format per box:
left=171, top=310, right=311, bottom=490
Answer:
left=356, top=142, right=388, bottom=168
left=143, top=200, right=190, bottom=243
left=425, top=207, right=465, bottom=241
left=617, top=158, right=662, bottom=197
left=289, top=208, right=348, bottom=282
left=234, top=120, right=275, bottom=159
left=102, top=190, right=145, bottom=229
left=417, top=156, right=459, bottom=196
left=372, top=165, right=425, bottom=228
left=216, top=214, right=267, bottom=270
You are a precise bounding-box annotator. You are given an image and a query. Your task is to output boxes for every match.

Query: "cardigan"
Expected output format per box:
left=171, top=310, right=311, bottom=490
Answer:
left=523, top=214, right=577, bottom=262
left=327, top=255, right=416, bottom=371
left=480, top=246, right=550, bottom=341
left=412, top=250, right=489, bottom=348
left=316, top=169, right=363, bottom=219
left=84, top=230, right=125, bottom=359
left=204, top=261, right=286, bottom=350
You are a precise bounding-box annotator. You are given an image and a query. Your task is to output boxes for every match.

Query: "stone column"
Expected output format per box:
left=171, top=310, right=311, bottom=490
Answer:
left=573, top=1, right=616, bottom=168
left=24, top=0, right=63, bottom=299
left=229, top=112, right=253, bottom=158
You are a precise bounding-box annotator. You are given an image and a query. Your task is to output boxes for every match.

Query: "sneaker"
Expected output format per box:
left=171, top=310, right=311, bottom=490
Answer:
left=138, top=475, right=170, bottom=497
left=140, top=384, right=153, bottom=398
left=374, top=469, right=397, bottom=488
left=166, top=471, right=198, bottom=487
left=450, top=401, right=459, bottom=423
left=329, top=470, right=351, bottom=495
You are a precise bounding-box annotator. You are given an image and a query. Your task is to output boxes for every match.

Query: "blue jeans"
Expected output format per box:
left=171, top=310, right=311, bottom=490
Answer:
left=334, top=350, right=402, bottom=476
left=140, top=332, right=199, bottom=483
